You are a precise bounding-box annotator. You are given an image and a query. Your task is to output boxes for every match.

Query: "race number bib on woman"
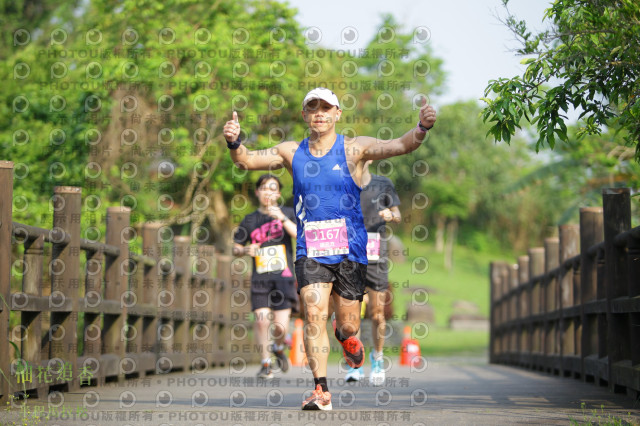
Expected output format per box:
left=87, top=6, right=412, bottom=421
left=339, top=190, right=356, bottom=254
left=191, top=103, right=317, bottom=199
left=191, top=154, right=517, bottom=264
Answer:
left=304, top=218, right=349, bottom=258
left=366, top=232, right=381, bottom=261
left=255, top=244, right=287, bottom=274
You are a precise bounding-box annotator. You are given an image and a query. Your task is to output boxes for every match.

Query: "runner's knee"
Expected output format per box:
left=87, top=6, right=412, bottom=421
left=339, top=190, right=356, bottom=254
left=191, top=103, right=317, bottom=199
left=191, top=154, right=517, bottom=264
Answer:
left=254, top=315, right=270, bottom=330
left=370, top=307, right=385, bottom=324
left=304, top=304, right=327, bottom=323
left=336, top=321, right=359, bottom=338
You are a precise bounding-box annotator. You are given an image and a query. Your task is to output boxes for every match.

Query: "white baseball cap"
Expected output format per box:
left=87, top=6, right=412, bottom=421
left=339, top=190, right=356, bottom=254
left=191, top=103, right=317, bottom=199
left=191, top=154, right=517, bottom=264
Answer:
left=302, top=87, right=340, bottom=109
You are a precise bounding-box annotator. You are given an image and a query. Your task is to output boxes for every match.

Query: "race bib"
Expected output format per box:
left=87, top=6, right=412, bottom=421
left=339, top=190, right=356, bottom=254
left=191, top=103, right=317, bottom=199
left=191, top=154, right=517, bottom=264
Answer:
left=304, top=218, right=349, bottom=258
left=255, top=244, right=287, bottom=274
left=366, top=232, right=381, bottom=261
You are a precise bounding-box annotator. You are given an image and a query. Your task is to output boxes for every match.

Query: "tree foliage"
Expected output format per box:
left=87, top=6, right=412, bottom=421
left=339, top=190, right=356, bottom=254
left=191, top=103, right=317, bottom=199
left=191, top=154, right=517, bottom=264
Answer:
left=4, top=0, right=622, bottom=258
left=411, top=101, right=573, bottom=253
left=482, top=0, right=640, bottom=161
left=0, top=3, right=447, bottom=252
left=1, top=0, right=317, bottom=250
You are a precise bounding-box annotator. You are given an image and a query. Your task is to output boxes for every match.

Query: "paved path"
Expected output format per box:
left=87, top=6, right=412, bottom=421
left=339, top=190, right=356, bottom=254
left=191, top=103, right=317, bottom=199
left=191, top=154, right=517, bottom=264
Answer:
left=1, top=356, right=638, bottom=425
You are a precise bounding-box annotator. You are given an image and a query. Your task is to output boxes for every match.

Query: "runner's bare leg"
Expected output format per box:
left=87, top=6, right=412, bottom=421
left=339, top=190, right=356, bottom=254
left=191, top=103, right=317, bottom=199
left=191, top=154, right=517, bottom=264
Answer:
left=254, top=307, right=272, bottom=361
left=332, top=293, right=361, bottom=340
left=368, top=289, right=386, bottom=354
left=300, top=282, right=332, bottom=377
left=272, top=308, right=291, bottom=347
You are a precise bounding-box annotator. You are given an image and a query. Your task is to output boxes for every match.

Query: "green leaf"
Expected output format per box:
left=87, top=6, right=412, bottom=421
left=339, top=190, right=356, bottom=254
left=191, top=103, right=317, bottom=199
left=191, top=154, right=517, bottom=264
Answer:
left=9, top=341, right=21, bottom=360
left=547, top=131, right=555, bottom=149
left=556, top=127, right=569, bottom=143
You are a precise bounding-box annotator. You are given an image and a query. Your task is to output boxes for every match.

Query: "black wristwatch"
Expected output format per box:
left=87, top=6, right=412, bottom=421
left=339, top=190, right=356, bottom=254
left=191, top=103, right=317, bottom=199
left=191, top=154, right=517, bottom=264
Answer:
left=226, top=138, right=242, bottom=150
left=417, top=121, right=433, bottom=132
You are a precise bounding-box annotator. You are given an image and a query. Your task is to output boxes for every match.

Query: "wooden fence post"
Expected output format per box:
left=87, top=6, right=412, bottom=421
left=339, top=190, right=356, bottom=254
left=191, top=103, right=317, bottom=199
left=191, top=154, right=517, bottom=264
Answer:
left=559, top=224, right=580, bottom=377
left=544, top=238, right=559, bottom=313
left=141, top=222, right=162, bottom=373
left=529, top=248, right=545, bottom=316
left=125, top=251, right=143, bottom=378
left=489, top=262, right=500, bottom=363
left=50, top=186, right=81, bottom=391
left=543, top=237, right=559, bottom=372
left=579, top=206, right=603, bottom=384
left=22, top=235, right=45, bottom=396
left=83, top=244, right=103, bottom=385
left=0, top=161, right=13, bottom=403
left=509, top=263, right=519, bottom=355
left=602, top=188, right=631, bottom=393
left=528, top=247, right=544, bottom=369
left=517, top=255, right=529, bottom=367
left=200, top=246, right=217, bottom=367
left=157, top=226, right=174, bottom=373
left=173, top=235, right=192, bottom=371
left=103, top=207, right=131, bottom=382
left=500, top=264, right=509, bottom=330
left=216, top=255, right=232, bottom=366
left=191, top=244, right=216, bottom=370
left=628, top=219, right=640, bottom=374
left=230, top=254, right=257, bottom=365
left=559, top=226, right=580, bottom=308
left=572, top=241, right=582, bottom=378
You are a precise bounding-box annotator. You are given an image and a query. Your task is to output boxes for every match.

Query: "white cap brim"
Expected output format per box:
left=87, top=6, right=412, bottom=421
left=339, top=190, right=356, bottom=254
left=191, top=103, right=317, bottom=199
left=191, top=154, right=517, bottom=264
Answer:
left=302, top=88, right=340, bottom=108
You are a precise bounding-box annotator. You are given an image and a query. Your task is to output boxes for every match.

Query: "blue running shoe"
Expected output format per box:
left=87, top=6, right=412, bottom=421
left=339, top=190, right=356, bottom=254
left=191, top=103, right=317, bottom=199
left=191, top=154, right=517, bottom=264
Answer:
left=345, top=366, right=364, bottom=382
left=369, top=352, right=385, bottom=386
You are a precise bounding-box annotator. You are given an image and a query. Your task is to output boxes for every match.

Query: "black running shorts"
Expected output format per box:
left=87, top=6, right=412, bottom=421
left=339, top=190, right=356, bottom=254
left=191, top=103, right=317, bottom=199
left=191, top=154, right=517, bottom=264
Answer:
left=251, top=278, right=296, bottom=311
left=364, top=261, right=390, bottom=291
left=294, top=256, right=367, bottom=301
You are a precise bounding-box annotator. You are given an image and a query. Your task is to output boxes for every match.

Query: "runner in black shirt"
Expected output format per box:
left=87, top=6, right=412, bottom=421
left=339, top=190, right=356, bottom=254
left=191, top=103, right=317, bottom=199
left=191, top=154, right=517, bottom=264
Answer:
left=346, top=160, right=401, bottom=385
left=232, top=174, right=297, bottom=379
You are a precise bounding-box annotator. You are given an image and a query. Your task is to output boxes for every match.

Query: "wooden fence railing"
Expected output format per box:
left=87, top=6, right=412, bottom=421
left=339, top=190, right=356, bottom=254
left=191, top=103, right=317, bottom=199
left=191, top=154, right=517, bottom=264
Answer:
left=490, top=187, right=640, bottom=399
left=0, top=161, right=256, bottom=404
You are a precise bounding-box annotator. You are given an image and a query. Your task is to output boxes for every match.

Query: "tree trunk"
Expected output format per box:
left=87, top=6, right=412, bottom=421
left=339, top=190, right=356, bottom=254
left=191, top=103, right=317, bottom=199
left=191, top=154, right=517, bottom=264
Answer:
left=444, top=218, right=458, bottom=271
left=435, top=214, right=445, bottom=253
left=210, top=189, right=231, bottom=254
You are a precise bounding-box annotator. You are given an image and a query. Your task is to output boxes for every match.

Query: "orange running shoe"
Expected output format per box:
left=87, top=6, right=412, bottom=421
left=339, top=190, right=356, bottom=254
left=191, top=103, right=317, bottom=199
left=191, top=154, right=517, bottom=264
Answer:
left=301, top=385, right=332, bottom=411
left=332, top=313, right=365, bottom=368
left=340, top=336, right=364, bottom=368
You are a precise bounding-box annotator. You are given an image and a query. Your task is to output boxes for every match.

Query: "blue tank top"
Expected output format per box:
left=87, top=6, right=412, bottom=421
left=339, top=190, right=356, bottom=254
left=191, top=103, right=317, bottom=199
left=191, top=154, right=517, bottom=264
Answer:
left=291, top=134, right=368, bottom=265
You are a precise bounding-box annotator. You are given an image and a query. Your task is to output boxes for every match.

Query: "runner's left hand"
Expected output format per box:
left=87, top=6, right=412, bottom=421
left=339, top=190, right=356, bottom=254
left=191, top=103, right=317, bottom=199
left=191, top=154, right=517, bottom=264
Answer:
left=419, top=97, right=436, bottom=130
left=266, top=205, right=287, bottom=222
left=379, top=208, right=393, bottom=222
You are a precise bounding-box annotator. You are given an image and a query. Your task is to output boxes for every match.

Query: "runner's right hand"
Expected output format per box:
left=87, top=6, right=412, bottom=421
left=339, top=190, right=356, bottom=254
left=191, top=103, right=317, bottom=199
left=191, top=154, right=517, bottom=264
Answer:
left=245, top=243, right=261, bottom=257
left=223, top=111, right=241, bottom=142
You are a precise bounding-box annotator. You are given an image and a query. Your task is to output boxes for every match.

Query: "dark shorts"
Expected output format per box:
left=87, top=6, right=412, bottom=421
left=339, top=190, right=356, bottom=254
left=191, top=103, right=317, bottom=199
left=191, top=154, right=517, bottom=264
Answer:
left=251, top=278, right=297, bottom=311
left=294, top=256, right=367, bottom=301
left=365, top=261, right=389, bottom=292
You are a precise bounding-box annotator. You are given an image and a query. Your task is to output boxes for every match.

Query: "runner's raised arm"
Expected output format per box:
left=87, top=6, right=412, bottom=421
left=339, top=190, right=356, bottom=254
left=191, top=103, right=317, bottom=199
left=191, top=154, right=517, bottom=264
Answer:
left=353, top=97, right=436, bottom=163
left=223, top=110, right=294, bottom=171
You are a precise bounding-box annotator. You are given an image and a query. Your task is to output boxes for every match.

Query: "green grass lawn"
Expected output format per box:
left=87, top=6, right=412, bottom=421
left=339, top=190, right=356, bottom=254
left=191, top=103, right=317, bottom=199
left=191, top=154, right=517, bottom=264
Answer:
left=417, top=327, right=488, bottom=357
left=388, top=238, right=499, bottom=326
left=383, top=238, right=504, bottom=356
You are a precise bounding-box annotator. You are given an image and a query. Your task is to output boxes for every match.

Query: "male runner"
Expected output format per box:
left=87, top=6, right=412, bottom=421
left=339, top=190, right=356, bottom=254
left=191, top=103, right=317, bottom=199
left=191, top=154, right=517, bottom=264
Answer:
left=224, top=87, right=436, bottom=410
left=232, top=174, right=297, bottom=379
left=345, top=159, right=401, bottom=386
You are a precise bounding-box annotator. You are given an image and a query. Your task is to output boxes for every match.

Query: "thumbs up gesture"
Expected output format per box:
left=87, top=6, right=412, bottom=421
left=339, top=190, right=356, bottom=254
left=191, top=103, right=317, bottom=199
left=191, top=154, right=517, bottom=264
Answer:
left=418, top=97, right=436, bottom=130
left=223, top=111, right=241, bottom=142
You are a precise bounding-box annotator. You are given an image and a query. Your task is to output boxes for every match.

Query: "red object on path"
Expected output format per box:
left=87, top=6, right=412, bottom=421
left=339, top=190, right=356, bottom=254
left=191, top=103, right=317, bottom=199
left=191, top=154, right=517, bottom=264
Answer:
left=400, top=325, right=421, bottom=366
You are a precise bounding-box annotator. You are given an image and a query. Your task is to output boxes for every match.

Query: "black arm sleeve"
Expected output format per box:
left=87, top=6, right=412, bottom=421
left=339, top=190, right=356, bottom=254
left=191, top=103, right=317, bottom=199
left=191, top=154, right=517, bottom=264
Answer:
left=233, top=216, right=251, bottom=245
